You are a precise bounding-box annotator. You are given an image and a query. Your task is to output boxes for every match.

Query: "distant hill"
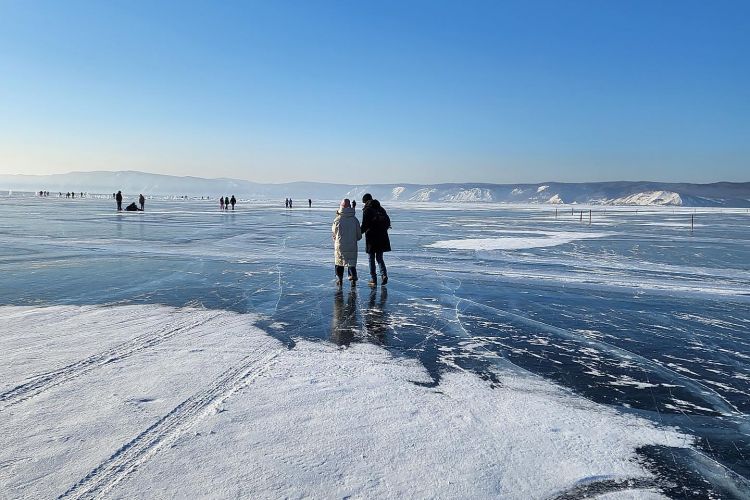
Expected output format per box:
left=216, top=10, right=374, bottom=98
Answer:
left=2, top=171, right=749, bottom=207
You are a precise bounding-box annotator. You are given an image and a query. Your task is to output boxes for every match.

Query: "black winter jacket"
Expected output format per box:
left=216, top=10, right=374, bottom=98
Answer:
left=361, top=199, right=391, bottom=254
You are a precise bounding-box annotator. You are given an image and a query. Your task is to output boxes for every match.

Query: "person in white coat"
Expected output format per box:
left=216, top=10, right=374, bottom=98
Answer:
left=332, top=198, right=362, bottom=286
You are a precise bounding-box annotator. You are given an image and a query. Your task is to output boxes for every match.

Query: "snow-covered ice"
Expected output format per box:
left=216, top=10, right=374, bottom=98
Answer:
left=0, top=304, right=693, bottom=499
left=426, top=231, right=610, bottom=250
left=1, top=195, right=749, bottom=498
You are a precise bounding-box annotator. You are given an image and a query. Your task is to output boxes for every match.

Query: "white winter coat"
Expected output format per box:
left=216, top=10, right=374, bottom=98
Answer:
left=332, top=207, right=362, bottom=266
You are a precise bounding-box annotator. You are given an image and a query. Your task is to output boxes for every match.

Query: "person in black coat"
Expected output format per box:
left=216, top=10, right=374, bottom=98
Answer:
left=360, top=193, right=391, bottom=286
left=116, top=191, right=123, bottom=211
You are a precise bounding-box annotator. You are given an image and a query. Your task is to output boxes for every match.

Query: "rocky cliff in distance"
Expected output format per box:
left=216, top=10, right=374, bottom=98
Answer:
left=2, top=171, right=749, bottom=207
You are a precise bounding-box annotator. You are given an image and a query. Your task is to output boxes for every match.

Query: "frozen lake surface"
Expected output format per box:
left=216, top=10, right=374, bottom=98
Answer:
left=1, top=195, right=749, bottom=498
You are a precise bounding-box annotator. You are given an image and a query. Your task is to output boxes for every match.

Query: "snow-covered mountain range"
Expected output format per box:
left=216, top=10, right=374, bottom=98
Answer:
left=2, top=171, right=749, bottom=207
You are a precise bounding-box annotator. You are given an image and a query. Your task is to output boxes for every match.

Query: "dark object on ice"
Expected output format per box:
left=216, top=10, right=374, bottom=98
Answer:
left=139, top=194, right=145, bottom=211
left=352, top=200, right=356, bottom=210
left=308, top=198, right=312, bottom=208
left=124, top=202, right=141, bottom=212
left=230, top=195, right=236, bottom=210
left=220, top=197, right=224, bottom=209
left=331, top=289, right=357, bottom=346
left=361, top=193, right=390, bottom=283
left=116, top=191, right=123, bottom=211
left=289, top=198, right=293, bottom=208
left=224, top=196, right=230, bottom=210
left=366, top=287, right=389, bottom=343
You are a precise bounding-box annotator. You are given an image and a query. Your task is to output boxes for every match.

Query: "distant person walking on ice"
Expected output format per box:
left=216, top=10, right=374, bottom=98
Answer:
left=230, top=195, right=236, bottom=210
left=139, top=194, right=145, bottom=211
left=361, top=193, right=391, bottom=286
left=308, top=198, right=312, bottom=208
left=116, top=190, right=123, bottom=211
left=224, top=196, right=230, bottom=210
left=332, top=199, right=361, bottom=287
left=220, top=197, right=224, bottom=210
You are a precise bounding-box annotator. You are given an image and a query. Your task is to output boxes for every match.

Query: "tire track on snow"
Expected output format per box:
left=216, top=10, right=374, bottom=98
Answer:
left=0, top=309, right=222, bottom=411
left=59, top=338, right=282, bottom=499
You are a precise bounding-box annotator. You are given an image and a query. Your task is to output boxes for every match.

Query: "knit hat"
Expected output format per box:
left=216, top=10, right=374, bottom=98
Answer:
left=340, top=198, right=351, bottom=209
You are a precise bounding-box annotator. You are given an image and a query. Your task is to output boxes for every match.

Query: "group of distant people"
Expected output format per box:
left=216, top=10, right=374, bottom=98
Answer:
left=332, top=193, right=390, bottom=287
left=114, top=191, right=146, bottom=211
left=219, top=196, right=237, bottom=210
left=285, top=198, right=314, bottom=208
left=37, top=190, right=88, bottom=198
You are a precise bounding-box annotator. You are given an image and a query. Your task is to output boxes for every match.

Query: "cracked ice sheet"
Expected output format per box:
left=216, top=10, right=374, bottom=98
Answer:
left=95, top=333, right=692, bottom=498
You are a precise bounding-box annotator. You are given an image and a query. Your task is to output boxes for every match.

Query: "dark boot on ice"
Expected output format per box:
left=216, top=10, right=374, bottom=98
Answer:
left=381, top=274, right=388, bottom=286
left=368, top=276, right=377, bottom=287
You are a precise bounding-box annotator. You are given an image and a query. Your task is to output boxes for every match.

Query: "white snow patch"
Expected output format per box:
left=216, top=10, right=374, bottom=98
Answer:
left=547, top=194, right=564, bottom=204
left=440, top=188, right=493, bottom=202
left=117, top=340, right=690, bottom=499
left=0, top=305, right=692, bottom=499
left=427, top=231, right=611, bottom=251
left=608, top=191, right=683, bottom=206
left=391, top=186, right=406, bottom=200
left=537, top=185, right=549, bottom=193
left=409, top=188, right=437, bottom=202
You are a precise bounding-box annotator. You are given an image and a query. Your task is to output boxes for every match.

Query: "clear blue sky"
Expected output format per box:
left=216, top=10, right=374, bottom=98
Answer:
left=1, top=0, right=748, bottom=183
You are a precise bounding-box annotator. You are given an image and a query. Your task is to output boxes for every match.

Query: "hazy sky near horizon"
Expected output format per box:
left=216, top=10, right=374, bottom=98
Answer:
left=1, top=0, right=748, bottom=184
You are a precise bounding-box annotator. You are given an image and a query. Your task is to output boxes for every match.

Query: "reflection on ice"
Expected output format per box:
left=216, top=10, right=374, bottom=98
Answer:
left=331, top=289, right=359, bottom=346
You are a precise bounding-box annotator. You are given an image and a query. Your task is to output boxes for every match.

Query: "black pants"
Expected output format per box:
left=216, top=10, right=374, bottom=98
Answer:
left=336, top=265, right=357, bottom=281
left=117, top=201, right=122, bottom=210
